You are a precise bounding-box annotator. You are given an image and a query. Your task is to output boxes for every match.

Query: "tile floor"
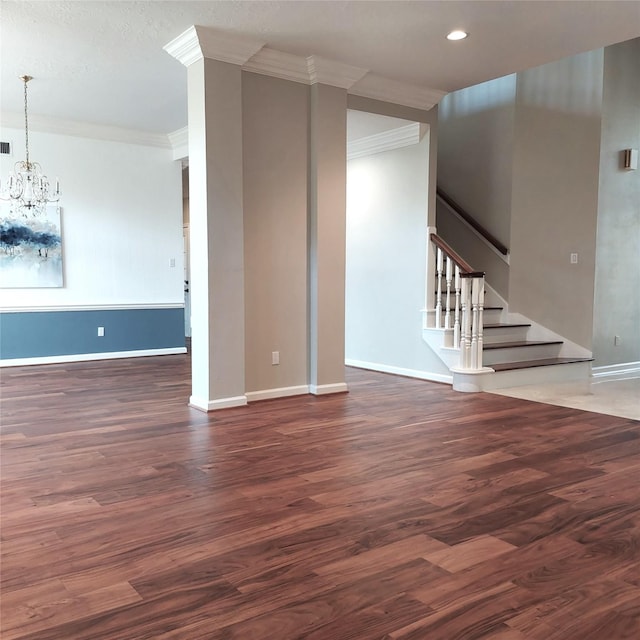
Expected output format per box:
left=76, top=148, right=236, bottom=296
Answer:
left=489, top=375, right=640, bottom=421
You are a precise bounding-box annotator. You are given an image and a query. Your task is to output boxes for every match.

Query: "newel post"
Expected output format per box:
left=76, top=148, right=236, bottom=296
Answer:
left=459, top=272, right=485, bottom=371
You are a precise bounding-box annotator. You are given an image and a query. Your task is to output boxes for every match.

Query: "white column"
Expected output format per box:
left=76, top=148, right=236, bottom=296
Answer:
left=186, top=57, right=247, bottom=410
left=165, top=27, right=264, bottom=411
left=308, top=83, right=348, bottom=396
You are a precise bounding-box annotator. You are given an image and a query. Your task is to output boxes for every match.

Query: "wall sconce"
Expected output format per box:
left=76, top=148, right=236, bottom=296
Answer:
left=622, top=148, right=638, bottom=170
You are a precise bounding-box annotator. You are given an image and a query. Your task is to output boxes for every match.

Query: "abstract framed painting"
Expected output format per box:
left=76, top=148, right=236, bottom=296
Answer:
left=0, top=203, right=64, bottom=288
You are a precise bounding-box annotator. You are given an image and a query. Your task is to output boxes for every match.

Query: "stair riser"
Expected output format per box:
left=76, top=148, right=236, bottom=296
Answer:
left=483, top=328, right=530, bottom=345
left=441, top=308, right=504, bottom=320
left=483, top=344, right=562, bottom=365
left=483, top=310, right=505, bottom=324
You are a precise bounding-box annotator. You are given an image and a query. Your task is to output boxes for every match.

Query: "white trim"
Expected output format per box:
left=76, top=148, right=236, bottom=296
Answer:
left=164, top=26, right=445, bottom=111
left=436, top=192, right=510, bottom=264
left=189, top=395, right=248, bottom=412
left=164, top=25, right=203, bottom=67
left=346, top=359, right=453, bottom=384
left=243, top=47, right=311, bottom=84
left=309, top=382, right=349, bottom=395
left=306, top=55, right=368, bottom=89
left=1, top=112, right=171, bottom=149
left=0, top=303, right=184, bottom=313
left=168, top=126, right=189, bottom=160
left=349, top=74, right=447, bottom=111
left=592, top=361, right=640, bottom=380
left=164, top=25, right=265, bottom=67
left=245, top=385, right=310, bottom=402
left=1, top=347, right=187, bottom=368
left=347, top=122, right=421, bottom=160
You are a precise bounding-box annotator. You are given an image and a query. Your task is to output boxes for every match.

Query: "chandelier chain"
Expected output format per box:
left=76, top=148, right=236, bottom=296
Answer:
left=24, top=77, right=30, bottom=166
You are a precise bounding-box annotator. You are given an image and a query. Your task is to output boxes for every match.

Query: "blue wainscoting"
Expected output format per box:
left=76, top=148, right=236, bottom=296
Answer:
left=0, top=307, right=185, bottom=361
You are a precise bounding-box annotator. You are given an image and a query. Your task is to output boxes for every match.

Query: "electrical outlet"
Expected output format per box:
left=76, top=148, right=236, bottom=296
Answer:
left=169, top=258, right=176, bottom=268
left=271, top=351, right=279, bottom=365
left=614, top=335, right=621, bottom=346
left=570, top=253, right=578, bottom=264
left=97, top=326, right=105, bottom=337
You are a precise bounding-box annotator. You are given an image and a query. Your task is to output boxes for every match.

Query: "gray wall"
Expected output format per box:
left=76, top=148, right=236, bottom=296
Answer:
left=436, top=75, right=515, bottom=297
left=593, top=38, right=640, bottom=366
left=435, top=200, right=510, bottom=297
left=438, top=47, right=616, bottom=350
left=509, top=49, right=604, bottom=349
left=438, top=75, right=516, bottom=249
left=242, top=73, right=310, bottom=393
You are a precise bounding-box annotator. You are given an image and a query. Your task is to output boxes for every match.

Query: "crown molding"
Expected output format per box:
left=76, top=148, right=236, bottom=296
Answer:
left=165, top=25, right=446, bottom=112
left=349, top=74, right=447, bottom=111
left=164, top=25, right=265, bottom=67
left=0, top=112, right=171, bottom=149
left=164, top=25, right=202, bottom=66
left=306, top=55, right=369, bottom=89
left=168, top=126, right=189, bottom=159
left=347, top=122, right=421, bottom=160
left=243, top=47, right=310, bottom=84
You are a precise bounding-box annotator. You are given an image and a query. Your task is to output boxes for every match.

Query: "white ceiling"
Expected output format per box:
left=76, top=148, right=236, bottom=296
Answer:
left=2, top=1, right=639, bottom=134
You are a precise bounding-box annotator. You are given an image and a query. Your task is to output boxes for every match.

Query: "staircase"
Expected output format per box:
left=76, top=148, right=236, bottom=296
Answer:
left=423, top=234, right=593, bottom=392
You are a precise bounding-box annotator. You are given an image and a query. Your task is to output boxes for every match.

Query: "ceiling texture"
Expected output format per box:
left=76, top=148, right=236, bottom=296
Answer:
left=2, top=1, right=639, bottom=135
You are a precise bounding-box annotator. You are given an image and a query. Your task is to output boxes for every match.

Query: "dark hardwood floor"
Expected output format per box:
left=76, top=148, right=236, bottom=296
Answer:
left=1, top=355, right=639, bottom=639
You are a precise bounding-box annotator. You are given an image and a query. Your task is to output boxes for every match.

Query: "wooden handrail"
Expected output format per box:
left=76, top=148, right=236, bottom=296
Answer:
left=430, top=233, right=475, bottom=274
left=436, top=187, right=509, bottom=256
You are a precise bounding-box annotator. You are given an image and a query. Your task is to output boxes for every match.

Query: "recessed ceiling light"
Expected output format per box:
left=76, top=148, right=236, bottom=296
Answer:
left=447, top=30, right=468, bottom=41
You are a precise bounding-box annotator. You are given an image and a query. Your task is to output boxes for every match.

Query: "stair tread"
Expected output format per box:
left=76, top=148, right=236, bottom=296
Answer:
left=483, top=323, right=531, bottom=329
left=483, top=340, right=563, bottom=350
left=491, top=357, right=593, bottom=372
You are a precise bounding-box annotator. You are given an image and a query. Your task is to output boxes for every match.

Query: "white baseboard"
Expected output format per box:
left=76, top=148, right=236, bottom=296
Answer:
left=0, top=347, right=187, bottom=368
left=309, top=382, right=349, bottom=395
left=189, top=395, right=248, bottom=412
left=592, top=361, right=640, bottom=380
left=246, top=385, right=310, bottom=402
left=345, top=358, right=453, bottom=384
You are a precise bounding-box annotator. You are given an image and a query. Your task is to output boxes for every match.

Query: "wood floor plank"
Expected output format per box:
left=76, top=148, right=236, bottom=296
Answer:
left=1, top=356, right=639, bottom=638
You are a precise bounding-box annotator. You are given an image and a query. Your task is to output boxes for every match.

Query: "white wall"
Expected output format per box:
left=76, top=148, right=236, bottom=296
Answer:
left=346, top=133, right=451, bottom=378
left=0, top=127, right=184, bottom=307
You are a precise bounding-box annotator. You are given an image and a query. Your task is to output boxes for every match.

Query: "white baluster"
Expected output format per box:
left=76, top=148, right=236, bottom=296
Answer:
left=435, top=247, right=443, bottom=329
left=470, top=277, right=480, bottom=370
left=453, top=265, right=461, bottom=347
left=444, top=256, right=452, bottom=330
left=460, top=276, right=472, bottom=369
left=476, top=277, right=485, bottom=369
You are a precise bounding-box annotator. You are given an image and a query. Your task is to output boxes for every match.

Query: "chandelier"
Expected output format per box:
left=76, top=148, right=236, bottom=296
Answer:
left=0, top=75, right=60, bottom=216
